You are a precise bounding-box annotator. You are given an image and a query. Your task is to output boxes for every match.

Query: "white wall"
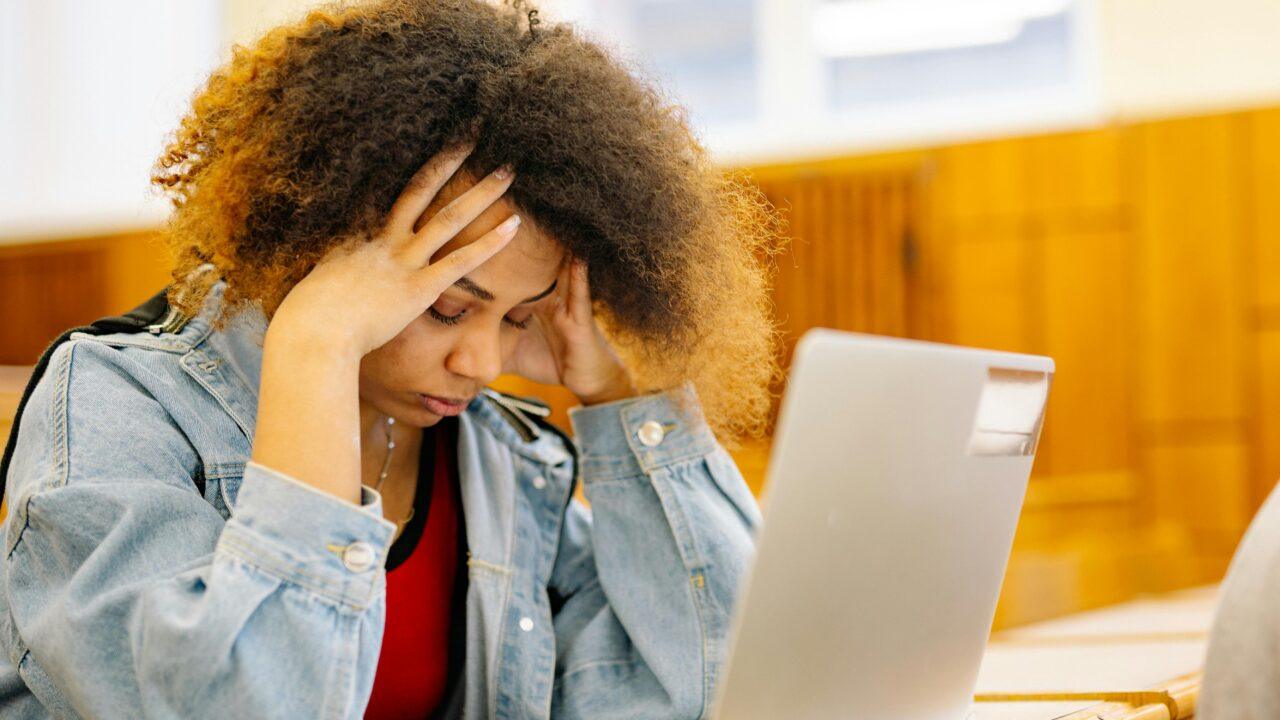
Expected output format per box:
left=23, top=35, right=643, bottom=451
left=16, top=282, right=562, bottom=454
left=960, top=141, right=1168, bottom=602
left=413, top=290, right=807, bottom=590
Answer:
left=224, top=0, right=324, bottom=45
left=226, top=0, right=1280, bottom=133
left=1097, top=0, right=1280, bottom=121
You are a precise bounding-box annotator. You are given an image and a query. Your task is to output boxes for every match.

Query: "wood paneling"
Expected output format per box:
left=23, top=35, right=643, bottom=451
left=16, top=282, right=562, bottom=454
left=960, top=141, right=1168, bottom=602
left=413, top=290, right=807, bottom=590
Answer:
left=1040, top=231, right=1132, bottom=476
left=0, top=232, right=170, bottom=364
left=1249, top=108, right=1280, bottom=506
left=748, top=161, right=927, bottom=364
left=0, top=242, right=109, bottom=364
left=1144, top=444, right=1251, bottom=553
left=947, top=229, right=1036, bottom=353
left=934, top=138, right=1028, bottom=222
left=0, top=367, right=25, bottom=457
left=902, top=110, right=1264, bottom=622
left=1249, top=108, right=1280, bottom=312
left=1023, top=128, right=1125, bottom=220
left=1129, top=115, right=1251, bottom=426
left=1257, top=330, right=1280, bottom=504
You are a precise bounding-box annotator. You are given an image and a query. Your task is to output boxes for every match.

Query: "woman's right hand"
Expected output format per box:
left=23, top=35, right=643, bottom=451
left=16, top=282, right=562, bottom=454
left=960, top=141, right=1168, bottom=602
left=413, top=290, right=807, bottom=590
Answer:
left=269, top=142, right=520, bottom=358
left=251, top=143, right=519, bottom=504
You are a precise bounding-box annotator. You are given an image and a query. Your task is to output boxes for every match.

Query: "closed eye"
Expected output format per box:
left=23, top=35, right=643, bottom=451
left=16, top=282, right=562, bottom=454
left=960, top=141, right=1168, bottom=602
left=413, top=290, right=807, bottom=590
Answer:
left=428, top=306, right=529, bottom=330
left=428, top=306, right=464, bottom=326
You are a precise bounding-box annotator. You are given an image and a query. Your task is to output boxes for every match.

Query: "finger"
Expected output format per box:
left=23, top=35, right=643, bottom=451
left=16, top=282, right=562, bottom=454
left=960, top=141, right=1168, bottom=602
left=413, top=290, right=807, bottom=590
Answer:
left=548, top=259, right=572, bottom=314
left=567, top=259, right=593, bottom=326
left=384, top=142, right=475, bottom=235
left=415, top=214, right=520, bottom=298
left=405, top=164, right=515, bottom=265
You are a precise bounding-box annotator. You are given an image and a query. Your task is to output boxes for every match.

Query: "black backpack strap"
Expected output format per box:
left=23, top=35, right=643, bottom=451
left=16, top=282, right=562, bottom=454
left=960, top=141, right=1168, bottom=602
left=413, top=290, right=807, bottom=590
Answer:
left=0, top=288, right=202, bottom=505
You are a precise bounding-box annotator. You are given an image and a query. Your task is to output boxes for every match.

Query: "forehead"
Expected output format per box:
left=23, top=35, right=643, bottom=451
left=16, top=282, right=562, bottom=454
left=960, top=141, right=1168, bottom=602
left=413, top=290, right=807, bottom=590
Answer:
left=426, top=171, right=565, bottom=301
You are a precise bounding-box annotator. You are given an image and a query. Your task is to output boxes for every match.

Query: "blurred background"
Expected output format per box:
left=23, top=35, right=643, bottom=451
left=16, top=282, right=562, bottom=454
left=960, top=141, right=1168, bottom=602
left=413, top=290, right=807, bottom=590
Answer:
left=2, top=0, right=1279, bottom=632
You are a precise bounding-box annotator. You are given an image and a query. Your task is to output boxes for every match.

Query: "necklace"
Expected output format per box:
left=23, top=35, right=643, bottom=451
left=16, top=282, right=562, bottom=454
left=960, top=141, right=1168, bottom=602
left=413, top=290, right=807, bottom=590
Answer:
left=373, top=416, right=415, bottom=535
left=375, top=415, right=396, bottom=492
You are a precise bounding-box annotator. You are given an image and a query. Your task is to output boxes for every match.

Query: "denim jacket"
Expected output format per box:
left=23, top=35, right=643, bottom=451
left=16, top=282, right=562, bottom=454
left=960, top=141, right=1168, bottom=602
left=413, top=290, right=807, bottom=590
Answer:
left=0, top=282, right=760, bottom=719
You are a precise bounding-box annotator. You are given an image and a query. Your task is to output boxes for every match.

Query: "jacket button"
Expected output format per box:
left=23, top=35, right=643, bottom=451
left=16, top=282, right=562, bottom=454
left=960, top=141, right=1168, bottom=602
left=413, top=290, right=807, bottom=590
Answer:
left=519, top=617, right=534, bottom=632
left=341, top=541, right=376, bottom=573
left=531, top=475, right=547, bottom=490
left=636, top=420, right=665, bottom=447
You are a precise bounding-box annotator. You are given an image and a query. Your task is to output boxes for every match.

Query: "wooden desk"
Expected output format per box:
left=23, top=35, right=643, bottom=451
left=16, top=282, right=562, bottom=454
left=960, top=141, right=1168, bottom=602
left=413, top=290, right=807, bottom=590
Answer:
left=973, top=585, right=1216, bottom=718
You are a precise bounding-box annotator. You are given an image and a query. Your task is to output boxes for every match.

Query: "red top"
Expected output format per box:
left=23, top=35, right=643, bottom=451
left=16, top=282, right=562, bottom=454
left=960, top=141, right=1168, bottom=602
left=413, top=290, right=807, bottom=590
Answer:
left=365, top=427, right=460, bottom=720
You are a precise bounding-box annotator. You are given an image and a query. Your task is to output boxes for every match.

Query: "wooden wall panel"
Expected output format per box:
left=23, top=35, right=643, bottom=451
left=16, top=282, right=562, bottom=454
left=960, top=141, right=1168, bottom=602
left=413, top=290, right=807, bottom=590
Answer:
left=933, top=139, right=1028, bottom=222
left=1249, top=108, right=1280, bottom=312
left=750, top=162, right=926, bottom=358
left=1249, top=109, right=1280, bottom=503
left=0, top=367, right=24, bottom=455
left=1130, top=115, right=1251, bottom=426
left=1023, top=129, right=1125, bottom=221
left=1125, top=114, right=1255, bottom=579
left=946, top=230, right=1034, bottom=353
left=1040, top=231, right=1132, bottom=476
left=0, top=232, right=170, bottom=365
left=1144, top=443, right=1251, bottom=555
left=0, top=242, right=110, bottom=364
left=1257, top=330, right=1280, bottom=501
left=101, top=233, right=174, bottom=315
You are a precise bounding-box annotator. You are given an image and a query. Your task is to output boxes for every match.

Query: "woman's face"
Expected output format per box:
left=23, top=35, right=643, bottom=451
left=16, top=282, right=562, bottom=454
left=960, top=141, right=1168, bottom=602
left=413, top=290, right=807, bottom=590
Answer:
left=358, top=173, right=566, bottom=427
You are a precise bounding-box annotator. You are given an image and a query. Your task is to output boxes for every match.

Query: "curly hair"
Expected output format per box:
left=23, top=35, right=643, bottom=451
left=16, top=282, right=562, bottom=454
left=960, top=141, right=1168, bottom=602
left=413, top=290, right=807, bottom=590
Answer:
left=153, top=0, right=783, bottom=443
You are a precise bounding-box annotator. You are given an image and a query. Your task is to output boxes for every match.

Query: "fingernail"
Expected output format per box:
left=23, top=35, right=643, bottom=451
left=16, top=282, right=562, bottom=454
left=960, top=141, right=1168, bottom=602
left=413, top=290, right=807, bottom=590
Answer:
left=498, top=214, right=521, bottom=235
left=494, top=164, right=514, bottom=180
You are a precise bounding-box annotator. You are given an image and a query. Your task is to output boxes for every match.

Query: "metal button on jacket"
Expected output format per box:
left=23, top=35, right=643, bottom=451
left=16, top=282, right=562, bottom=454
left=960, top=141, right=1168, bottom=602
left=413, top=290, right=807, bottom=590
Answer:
left=531, top=475, right=547, bottom=490
left=637, top=420, right=666, bottom=447
left=341, top=541, right=376, bottom=573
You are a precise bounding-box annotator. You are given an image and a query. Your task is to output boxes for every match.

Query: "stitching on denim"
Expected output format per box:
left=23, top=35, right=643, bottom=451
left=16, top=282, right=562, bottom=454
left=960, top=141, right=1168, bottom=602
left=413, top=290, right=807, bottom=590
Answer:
left=220, top=535, right=379, bottom=611
left=52, top=342, right=74, bottom=490
left=489, top=476, right=521, bottom=719
left=647, top=467, right=713, bottom=716
left=217, top=532, right=377, bottom=611
left=323, top=612, right=356, bottom=720
left=192, top=321, right=265, bottom=416
left=582, top=448, right=714, bottom=486
left=488, top=566, right=514, bottom=718
left=75, top=334, right=187, bottom=354
left=179, top=351, right=255, bottom=442
left=202, top=462, right=245, bottom=480
left=466, top=557, right=513, bottom=576
left=218, top=476, right=236, bottom=517
left=552, top=658, right=634, bottom=688
left=243, top=461, right=392, bottom=530
left=3, top=493, right=32, bottom=559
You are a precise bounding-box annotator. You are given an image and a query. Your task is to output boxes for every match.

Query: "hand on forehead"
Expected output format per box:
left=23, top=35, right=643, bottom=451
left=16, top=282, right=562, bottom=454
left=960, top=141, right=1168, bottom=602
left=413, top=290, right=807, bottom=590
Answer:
left=423, top=169, right=565, bottom=307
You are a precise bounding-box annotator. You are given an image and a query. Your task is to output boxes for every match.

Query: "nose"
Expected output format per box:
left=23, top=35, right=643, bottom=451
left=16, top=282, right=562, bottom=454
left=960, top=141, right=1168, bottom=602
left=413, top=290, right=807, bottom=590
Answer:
left=444, top=325, right=503, bottom=386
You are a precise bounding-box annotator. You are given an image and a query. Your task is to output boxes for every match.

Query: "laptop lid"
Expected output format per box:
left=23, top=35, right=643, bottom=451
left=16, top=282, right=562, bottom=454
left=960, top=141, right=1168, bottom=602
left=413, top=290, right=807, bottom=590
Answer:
left=713, top=329, right=1053, bottom=720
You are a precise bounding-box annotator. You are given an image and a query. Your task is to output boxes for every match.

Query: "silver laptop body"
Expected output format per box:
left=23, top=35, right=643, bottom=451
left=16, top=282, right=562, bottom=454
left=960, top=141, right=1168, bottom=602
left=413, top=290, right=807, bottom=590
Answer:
left=713, top=329, right=1054, bottom=720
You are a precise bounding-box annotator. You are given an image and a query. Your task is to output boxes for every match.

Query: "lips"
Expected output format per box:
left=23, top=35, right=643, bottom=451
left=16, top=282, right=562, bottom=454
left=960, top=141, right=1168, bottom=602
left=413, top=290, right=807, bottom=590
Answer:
left=417, top=392, right=471, bottom=417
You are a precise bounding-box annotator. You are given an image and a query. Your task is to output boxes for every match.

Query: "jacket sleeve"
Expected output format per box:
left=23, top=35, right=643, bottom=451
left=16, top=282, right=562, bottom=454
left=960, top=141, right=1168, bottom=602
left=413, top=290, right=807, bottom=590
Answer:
left=0, top=340, right=395, bottom=719
left=547, top=383, right=761, bottom=719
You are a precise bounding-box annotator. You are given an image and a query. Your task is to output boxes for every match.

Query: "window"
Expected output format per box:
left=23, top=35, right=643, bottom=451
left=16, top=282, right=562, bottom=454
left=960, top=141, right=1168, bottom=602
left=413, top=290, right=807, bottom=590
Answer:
left=554, top=0, right=1100, bottom=163
left=0, top=1, right=222, bottom=241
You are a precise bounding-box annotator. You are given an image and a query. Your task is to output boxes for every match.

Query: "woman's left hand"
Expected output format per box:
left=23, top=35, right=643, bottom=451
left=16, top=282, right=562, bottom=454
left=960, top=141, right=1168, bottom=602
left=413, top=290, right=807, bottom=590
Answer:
left=505, top=259, right=637, bottom=405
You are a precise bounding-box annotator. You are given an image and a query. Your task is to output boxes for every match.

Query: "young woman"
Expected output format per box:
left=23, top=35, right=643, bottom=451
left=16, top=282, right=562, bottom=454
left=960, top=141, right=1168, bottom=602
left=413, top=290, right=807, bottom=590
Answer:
left=0, top=0, right=779, bottom=718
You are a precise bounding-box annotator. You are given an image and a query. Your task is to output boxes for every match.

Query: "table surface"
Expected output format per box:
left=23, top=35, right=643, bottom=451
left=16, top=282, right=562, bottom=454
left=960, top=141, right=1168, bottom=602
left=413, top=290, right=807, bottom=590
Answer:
left=972, top=584, right=1217, bottom=718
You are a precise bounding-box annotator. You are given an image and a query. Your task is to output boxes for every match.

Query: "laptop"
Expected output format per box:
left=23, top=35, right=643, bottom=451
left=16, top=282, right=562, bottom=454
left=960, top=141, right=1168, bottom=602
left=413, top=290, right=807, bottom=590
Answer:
left=713, top=329, right=1054, bottom=720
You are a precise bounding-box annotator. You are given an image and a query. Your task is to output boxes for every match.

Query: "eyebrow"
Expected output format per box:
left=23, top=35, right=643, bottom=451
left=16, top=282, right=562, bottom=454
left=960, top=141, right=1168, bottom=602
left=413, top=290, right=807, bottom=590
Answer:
left=454, top=276, right=558, bottom=305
